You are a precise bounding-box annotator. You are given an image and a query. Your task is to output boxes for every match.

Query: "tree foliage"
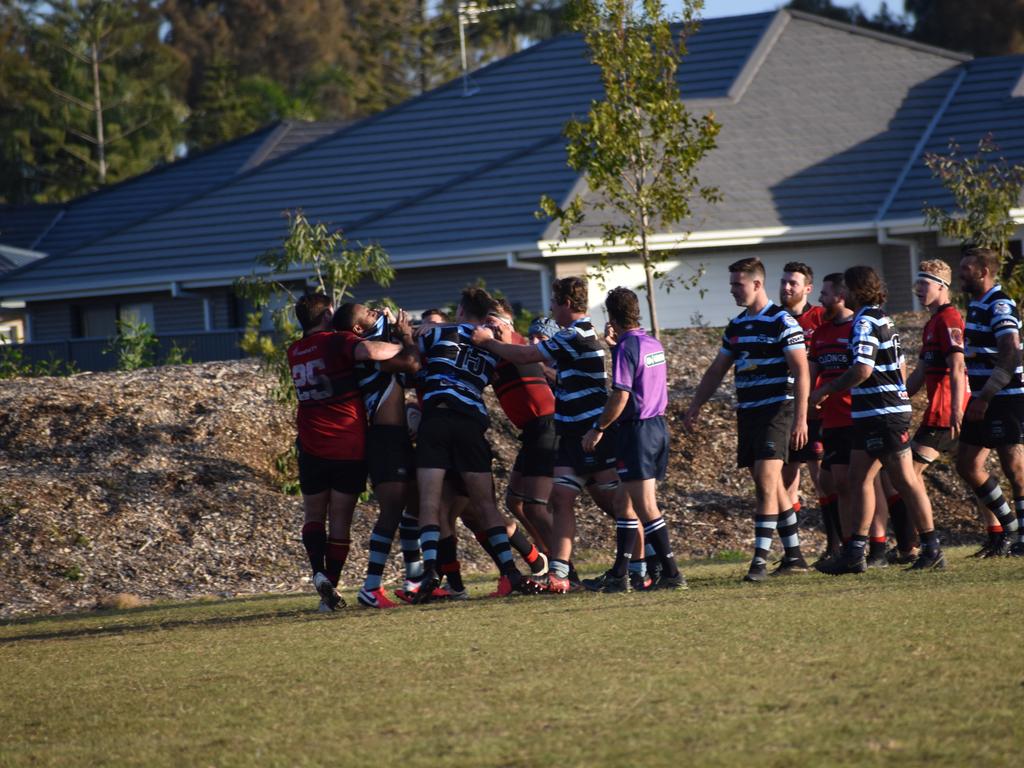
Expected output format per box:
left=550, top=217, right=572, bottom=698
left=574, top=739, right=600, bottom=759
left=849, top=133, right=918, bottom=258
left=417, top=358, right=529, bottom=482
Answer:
left=539, top=0, right=720, bottom=338
left=923, top=136, right=1024, bottom=286
left=236, top=211, right=395, bottom=403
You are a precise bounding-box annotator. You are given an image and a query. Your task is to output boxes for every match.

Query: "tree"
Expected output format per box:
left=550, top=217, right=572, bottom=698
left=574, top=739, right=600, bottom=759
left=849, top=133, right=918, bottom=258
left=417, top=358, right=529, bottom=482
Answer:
left=787, top=1, right=910, bottom=36
left=923, top=135, right=1024, bottom=285
left=907, top=0, right=1024, bottom=56
left=35, top=1, right=184, bottom=197
left=236, top=211, right=395, bottom=403
left=539, top=0, right=720, bottom=338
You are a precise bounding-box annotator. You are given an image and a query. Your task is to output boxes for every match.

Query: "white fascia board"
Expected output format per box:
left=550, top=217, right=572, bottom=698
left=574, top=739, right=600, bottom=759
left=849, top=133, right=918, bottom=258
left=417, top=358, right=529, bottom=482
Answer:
left=537, top=222, right=881, bottom=256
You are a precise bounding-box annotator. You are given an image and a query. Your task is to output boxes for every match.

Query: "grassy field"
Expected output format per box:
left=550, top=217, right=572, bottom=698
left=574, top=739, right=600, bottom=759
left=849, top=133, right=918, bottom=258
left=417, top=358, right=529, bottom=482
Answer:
left=1, top=548, right=1021, bottom=767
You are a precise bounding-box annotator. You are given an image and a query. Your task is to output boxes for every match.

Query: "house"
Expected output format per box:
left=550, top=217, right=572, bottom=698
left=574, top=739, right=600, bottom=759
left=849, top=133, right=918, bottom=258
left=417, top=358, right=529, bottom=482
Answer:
left=2, top=10, right=1023, bottom=369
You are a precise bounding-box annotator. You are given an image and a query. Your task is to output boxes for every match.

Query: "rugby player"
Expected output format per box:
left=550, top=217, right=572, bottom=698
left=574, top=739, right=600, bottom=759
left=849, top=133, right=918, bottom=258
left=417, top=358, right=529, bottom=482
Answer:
left=332, top=303, right=421, bottom=609
left=954, top=246, right=1024, bottom=556
left=410, top=287, right=536, bottom=602
left=807, top=273, right=853, bottom=564
left=581, top=287, right=687, bottom=591
left=473, top=277, right=638, bottom=593
left=810, top=266, right=944, bottom=574
left=779, top=263, right=826, bottom=522
left=287, top=293, right=406, bottom=612
left=684, top=258, right=811, bottom=582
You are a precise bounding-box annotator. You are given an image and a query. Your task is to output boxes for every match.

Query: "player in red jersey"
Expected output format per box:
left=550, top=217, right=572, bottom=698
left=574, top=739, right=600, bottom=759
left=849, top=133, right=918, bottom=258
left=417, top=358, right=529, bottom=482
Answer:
left=780, top=262, right=826, bottom=522
left=287, top=293, right=406, bottom=612
left=807, top=273, right=853, bottom=564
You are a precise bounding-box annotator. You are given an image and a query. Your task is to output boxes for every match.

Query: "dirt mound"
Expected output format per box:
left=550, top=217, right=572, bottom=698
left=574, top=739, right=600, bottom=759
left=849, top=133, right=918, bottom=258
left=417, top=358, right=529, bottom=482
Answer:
left=0, top=314, right=981, bottom=617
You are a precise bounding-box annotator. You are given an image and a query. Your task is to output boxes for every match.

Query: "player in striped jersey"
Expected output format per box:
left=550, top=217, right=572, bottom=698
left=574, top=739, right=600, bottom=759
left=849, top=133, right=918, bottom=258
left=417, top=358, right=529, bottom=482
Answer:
left=474, top=277, right=636, bottom=593
left=811, top=266, right=943, bottom=573
left=411, top=288, right=536, bottom=602
left=685, top=258, right=811, bottom=582
left=954, top=246, right=1024, bottom=557
left=332, top=303, right=421, bottom=608
left=808, top=273, right=854, bottom=564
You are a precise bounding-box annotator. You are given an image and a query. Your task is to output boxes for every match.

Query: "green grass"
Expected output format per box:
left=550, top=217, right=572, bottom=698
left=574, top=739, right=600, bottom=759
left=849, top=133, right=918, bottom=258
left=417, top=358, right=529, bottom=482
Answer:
left=1, top=548, right=1021, bottom=767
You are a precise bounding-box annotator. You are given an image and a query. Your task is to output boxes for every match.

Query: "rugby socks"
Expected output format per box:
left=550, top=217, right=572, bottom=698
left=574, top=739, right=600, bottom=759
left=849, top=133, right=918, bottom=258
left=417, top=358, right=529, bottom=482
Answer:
left=848, top=534, right=868, bottom=559
left=1014, top=497, right=1024, bottom=541
left=643, top=517, right=681, bottom=578
left=628, top=559, right=647, bottom=578
left=819, top=495, right=842, bottom=552
left=869, top=536, right=887, bottom=560
left=325, top=537, right=351, bottom=587
left=777, top=508, right=803, bottom=560
left=437, top=535, right=465, bottom=592
left=972, top=479, right=1018, bottom=534
left=419, top=524, right=441, bottom=574
left=644, top=542, right=659, bottom=574
left=399, top=512, right=423, bottom=579
left=473, top=530, right=503, bottom=568
left=301, top=521, right=327, bottom=577
left=485, top=526, right=518, bottom=576
left=363, top=526, right=394, bottom=591
left=612, top=518, right=640, bottom=577
left=887, top=494, right=917, bottom=553
left=507, top=523, right=541, bottom=567
left=551, top=559, right=571, bottom=580
left=753, top=515, right=778, bottom=562
left=920, top=529, right=941, bottom=555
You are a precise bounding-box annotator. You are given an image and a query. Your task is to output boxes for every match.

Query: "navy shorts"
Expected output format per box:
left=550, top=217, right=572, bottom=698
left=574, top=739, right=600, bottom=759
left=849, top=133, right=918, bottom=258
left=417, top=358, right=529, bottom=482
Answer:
left=512, top=416, right=557, bottom=477
left=555, top=429, right=617, bottom=477
left=788, top=419, right=824, bottom=463
left=616, top=417, right=669, bottom=481
left=296, top=440, right=367, bottom=496
left=736, top=401, right=792, bottom=468
left=960, top=398, right=1024, bottom=449
left=821, top=427, right=853, bottom=470
left=852, top=415, right=912, bottom=458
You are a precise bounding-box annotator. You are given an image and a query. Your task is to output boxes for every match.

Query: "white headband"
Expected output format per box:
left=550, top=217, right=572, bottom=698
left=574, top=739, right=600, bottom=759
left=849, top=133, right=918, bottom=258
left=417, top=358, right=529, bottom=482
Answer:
left=917, top=271, right=950, bottom=288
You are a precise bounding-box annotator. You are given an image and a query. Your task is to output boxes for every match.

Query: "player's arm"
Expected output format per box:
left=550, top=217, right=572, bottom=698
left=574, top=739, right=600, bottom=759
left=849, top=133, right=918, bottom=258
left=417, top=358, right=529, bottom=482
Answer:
left=377, top=310, right=420, bottom=374
left=582, top=389, right=629, bottom=453
left=905, top=360, right=925, bottom=397
left=355, top=339, right=402, bottom=362
left=947, top=350, right=965, bottom=437
left=784, top=345, right=809, bottom=450
left=807, top=359, right=822, bottom=414
left=472, top=325, right=546, bottom=364
left=683, top=350, right=732, bottom=431
left=811, top=362, right=871, bottom=407
left=966, top=329, right=1021, bottom=420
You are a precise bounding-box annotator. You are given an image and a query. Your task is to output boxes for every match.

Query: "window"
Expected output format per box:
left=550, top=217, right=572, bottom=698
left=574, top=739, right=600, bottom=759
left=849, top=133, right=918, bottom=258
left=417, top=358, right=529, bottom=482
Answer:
left=119, top=302, right=155, bottom=330
left=80, top=306, right=117, bottom=338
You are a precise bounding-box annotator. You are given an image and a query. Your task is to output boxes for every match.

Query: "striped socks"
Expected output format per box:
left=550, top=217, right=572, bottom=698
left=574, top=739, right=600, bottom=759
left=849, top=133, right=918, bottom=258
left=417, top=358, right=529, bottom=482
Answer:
left=643, top=517, right=680, bottom=578
left=399, top=512, right=423, bottom=579
left=419, top=524, right=441, bottom=573
left=1014, top=497, right=1024, bottom=541
left=753, top=515, right=778, bottom=561
left=363, top=528, right=393, bottom=591
left=972, top=478, right=1018, bottom=534
left=777, top=508, right=803, bottom=559
left=612, top=518, right=640, bottom=577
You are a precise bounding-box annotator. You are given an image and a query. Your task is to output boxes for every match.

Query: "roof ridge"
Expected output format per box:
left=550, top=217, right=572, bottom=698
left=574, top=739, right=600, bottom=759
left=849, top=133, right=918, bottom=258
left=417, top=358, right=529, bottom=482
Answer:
left=786, top=9, right=972, bottom=62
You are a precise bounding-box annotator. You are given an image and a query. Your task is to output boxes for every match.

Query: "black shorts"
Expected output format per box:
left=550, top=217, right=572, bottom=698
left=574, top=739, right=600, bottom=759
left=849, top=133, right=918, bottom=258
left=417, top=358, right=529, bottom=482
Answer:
left=912, top=424, right=957, bottom=455
left=512, top=416, right=557, bottom=477
left=820, top=427, right=853, bottom=470
left=367, top=424, right=416, bottom=487
left=736, top=401, right=792, bottom=469
left=960, top=398, right=1024, bottom=449
left=415, top=409, right=492, bottom=473
left=852, top=415, right=912, bottom=458
left=296, top=441, right=367, bottom=496
left=555, top=429, right=618, bottom=477
left=616, top=417, right=669, bottom=482
left=788, top=419, right=824, bottom=463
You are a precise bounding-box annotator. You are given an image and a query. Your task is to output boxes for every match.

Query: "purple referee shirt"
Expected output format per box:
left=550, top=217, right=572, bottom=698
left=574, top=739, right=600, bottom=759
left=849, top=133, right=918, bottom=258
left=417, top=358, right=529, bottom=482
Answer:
left=612, top=328, right=668, bottom=420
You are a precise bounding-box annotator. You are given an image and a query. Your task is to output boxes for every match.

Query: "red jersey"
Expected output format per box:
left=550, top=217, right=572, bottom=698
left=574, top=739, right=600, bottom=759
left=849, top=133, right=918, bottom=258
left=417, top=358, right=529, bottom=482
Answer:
left=492, top=331, right=556, bottom=429
left=792, top=303, right=826, bottom=348
left=286, top=330, right=367, bottom=460
left=809, top=316, right=853, bottom=429
left=920, top=304, right=967, bottom=427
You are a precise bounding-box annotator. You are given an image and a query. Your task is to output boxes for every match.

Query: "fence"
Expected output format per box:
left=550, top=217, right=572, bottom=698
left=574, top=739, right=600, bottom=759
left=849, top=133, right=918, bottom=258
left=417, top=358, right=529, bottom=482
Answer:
left=5, top=329, right=249, bottom=372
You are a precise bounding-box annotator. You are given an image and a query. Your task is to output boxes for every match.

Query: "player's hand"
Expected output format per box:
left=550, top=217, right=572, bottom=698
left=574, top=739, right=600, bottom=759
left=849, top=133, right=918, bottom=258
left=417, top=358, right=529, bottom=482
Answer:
left=964, top=397, right=987, bottom=422
left=809, top=386, right=829, bottom=410
left=380, top=306, right=397, bottom=324
left=414, top=322, right=437, bottom=338
left=950, top=411, right=962, bottom=441
left=491, top=321, right=509, bottom=342
left=394, top=309, right=414, bottom=341
left=471, top=325, right=495, bottom=346
left=791, top=418, right=808, bottom=451
left=682, top=404, right=700, bottom=432
left=582, top=428, right=603, bottom=453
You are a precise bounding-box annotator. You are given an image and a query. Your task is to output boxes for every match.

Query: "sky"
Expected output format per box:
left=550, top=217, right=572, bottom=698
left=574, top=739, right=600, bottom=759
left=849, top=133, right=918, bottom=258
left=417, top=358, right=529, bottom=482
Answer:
left=701, top=1, right=897, bottom=20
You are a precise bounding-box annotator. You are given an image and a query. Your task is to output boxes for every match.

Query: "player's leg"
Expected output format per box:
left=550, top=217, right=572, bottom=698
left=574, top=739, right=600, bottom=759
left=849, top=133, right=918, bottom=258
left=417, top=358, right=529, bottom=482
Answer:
left=880, top=447, right=943, bottom=570
left=745, top=458, right=783, bottom=582
left=773, top=464, right=809, bottom=575
left=994, top=442, right=1024, bottom=555
left=818, top=448, right=880, bottom=574
left=357, top=480, right=405, bottom=608
left=957, top=440, right=1015, bottom=556
left=867, top=473, right=890, bottom=567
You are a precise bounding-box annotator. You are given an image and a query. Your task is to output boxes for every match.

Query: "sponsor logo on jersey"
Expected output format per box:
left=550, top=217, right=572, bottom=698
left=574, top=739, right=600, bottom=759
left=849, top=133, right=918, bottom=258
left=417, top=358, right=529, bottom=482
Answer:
left=782, top=314, right=799, bottom=328
left=644, top=351, right=666, bottom=367
left=855, top=343, right=873, bottom=356
left=857, top=319, right=871, bottom=334
left=994, top=301, right=1012, bottom=315
left=948, top=327, right=963, bottom=346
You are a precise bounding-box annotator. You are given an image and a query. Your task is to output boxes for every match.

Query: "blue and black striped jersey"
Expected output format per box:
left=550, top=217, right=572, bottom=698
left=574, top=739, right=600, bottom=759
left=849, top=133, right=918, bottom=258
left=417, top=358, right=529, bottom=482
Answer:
left=418, top=323, right=497, bottom=426
left=721, top=302, right=804, bottom=410
left=355, top=314, right=398, bottom=420
left=965, top=285, right=1024, bottom=400
left=849, top=305, right=911, bottom=420
left=538, top=318, right=608, bottom=434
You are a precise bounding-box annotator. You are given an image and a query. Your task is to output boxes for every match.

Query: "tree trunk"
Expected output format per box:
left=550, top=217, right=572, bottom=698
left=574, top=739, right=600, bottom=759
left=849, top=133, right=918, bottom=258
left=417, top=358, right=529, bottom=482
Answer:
left=644, top=258, right=659, bottom=339
left=91, top=42, right=106, bottom=185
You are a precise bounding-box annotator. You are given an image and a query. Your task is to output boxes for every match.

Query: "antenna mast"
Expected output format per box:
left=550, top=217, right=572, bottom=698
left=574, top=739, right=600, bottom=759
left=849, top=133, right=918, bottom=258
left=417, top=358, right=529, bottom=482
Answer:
left=458, top=2, right=517, bottom=97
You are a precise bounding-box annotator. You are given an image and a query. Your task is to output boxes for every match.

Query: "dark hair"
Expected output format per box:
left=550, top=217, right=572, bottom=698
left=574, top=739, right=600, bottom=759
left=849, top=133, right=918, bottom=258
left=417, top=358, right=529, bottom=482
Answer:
left=331, top=302, right=358, bottom=332
left=459, top=286, right=497, bottom=321
left=605, top=287, right=641, bottom=328
left=783, top=261, right=813, bottom=283
left=728, top=257, right=765, bottom=280
left=552, top=276, right=588, bottom=313
left=822, top=272, right=845, bottom=291
left=495, top=296, right=514, bottom=317
left=843, top=265, right=887, bottom=307
left=962, top=245, right=1002, bottom=276
left=421, top=308, right=449, bottom=322
left=295, top=292, right=332, bottom=332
